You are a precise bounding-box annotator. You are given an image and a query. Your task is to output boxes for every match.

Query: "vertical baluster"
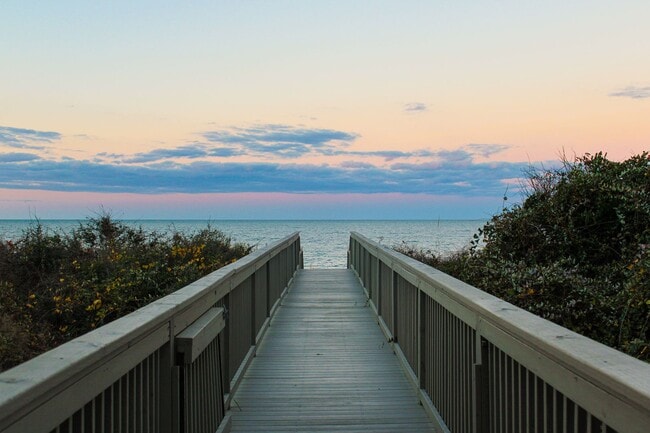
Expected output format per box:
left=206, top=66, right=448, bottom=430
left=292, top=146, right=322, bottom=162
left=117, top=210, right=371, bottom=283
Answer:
left=526, top=366, right=532, bottom=433
left=507, top=356, right=513, bottom=433
left=392, top=270, right=398, bottom=344
left=191, top=362, right=197, bottom=433
left=441, top=306, right=447, bottom=422
left=213, top=340, right=219, bottom=431
left=417, top=286, right=423, bottom=391
left=517, top=362, right=524, bottom=433
left=117, top=377, right=123, bottom=433
left=554, top=389, right=560, bottom=433
left=199, top=350, right=207, bottom=433
left=496, top=348, right=502, bottom=433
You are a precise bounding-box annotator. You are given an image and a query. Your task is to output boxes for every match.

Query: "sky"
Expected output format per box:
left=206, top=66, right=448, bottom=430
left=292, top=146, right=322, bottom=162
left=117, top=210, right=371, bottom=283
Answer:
left=1, top=1, right=649, bottom=220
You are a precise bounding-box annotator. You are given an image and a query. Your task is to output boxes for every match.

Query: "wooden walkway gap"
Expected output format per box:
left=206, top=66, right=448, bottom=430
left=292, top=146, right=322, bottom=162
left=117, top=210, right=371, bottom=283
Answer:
left=229, top=269, right=435, bottom=432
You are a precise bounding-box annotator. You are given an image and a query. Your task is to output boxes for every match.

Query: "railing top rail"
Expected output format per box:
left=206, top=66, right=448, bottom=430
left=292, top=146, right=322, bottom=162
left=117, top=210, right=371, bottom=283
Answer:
left=0, top=232, right=300, bottom=424
left=350, top=231, right=650, bottom=414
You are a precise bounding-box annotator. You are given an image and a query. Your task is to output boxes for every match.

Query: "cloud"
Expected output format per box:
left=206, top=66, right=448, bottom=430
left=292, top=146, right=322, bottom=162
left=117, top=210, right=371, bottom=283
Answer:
left=609, top=86, right=650, bottom=99
left=0, top=152, right=42, bottom=163
left=105, top=143, right=247, bottom=163
left=0, top=155, right=534, bottom=197
left=197, top=124, right=438, bottom=161
left=387, top=159, right=530, bottom=195
left=125, top=145, right=210, bottom=163
left=321, top=148, right=416, bottom=160
left=118, top=142, right=434, bottom=164
left=466, top=143, right=510, bottom=158
left=339, top=161, right=376, bottom=169
left=0, top=122, right=534, bottom=199
left=501, top=177, right=523, bottom=185
left=356, top=150, right=413, bottom=160
left=404, top=102, right=427, bottom=113
left=96, top=152, right=123, bottom=159
left=104, top=138, right=512, bottom=169
left=435, top=149, right=474, bottom=166
left=203, top=124, right=358, bottom=158
left=113, top=124, right=497, bottom=165
left=208, top=147, right=244, bottom=157
left=0, top=126, right=61, bottom=149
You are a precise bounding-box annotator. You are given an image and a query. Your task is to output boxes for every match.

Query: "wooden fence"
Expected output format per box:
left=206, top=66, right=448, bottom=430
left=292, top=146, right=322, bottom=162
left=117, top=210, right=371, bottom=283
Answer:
left=0, top=233, right=302, bottom=433
left=349, top=231, right=650, bottom=433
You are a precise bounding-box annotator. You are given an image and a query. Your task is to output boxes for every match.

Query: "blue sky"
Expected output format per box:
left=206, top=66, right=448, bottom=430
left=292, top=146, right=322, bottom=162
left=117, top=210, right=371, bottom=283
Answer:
left=1, top=1, right=648, bottom=219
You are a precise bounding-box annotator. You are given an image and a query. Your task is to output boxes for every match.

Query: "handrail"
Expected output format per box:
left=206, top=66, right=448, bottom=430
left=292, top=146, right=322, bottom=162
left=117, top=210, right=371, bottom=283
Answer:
left=349, top=231, right=650, bottom=433
left=0, top=232, right=302, bottom=433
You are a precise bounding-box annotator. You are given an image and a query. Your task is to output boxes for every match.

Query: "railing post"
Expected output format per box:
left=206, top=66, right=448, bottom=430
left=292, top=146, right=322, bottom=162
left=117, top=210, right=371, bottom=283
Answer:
left=376, top=258, right=382, bottom=314
left=347, top=238, right=352, bottom=269
left=287, top=246, right=291, bottom=282
left=473, top=336, right=490, bottom=433
left=355, top=239, right=359, bottom=271
left=366, top=250, right=371, bottom=299
left=159, top=337, right=179, bottom=433
left=265, top=261, right=271, bottom=317
left=285, top=247, right=289, bottom=285
left=222, top=293, right=231, bottom=396
left=250, top=272, right=256, bottom=346
left=392, top=270, right=398, bottom=341
left=418, top=289, right=425, bottom=390
left=297, top=237, right=302, bottom=269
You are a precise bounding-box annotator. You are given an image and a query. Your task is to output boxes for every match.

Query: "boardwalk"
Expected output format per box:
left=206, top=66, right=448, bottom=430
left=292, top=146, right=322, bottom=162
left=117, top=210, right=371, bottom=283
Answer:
left=3, top=233, right=645, bottom=433
left=229, top=269, right=435, bottom=432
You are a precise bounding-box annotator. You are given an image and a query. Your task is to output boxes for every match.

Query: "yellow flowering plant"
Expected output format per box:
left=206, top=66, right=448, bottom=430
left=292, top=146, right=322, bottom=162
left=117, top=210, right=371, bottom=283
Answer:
left=0, top=214, right=251, bottom=371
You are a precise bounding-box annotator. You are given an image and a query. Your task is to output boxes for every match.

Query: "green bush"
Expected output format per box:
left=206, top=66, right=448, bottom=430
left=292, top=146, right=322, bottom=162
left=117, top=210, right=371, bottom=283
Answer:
left=397, top=152, right=650, bottom=360
left=0, top=215, right=251, bottom=371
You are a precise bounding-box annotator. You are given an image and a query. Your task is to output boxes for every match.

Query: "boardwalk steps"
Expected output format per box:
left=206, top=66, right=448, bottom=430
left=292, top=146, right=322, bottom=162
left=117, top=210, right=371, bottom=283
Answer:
left=229, top=269, right=435, bottom=432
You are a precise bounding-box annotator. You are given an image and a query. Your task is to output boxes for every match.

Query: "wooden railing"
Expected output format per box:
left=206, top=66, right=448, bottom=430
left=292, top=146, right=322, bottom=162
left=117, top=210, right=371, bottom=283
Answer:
left=349, top=232, right=650, bottom=433
left=0, top=233, right=302, bottom=433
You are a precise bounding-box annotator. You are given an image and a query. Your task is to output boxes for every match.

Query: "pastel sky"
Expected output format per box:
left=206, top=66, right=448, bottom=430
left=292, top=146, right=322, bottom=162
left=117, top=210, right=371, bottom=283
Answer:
left=1, top=1, right=649, bottom=220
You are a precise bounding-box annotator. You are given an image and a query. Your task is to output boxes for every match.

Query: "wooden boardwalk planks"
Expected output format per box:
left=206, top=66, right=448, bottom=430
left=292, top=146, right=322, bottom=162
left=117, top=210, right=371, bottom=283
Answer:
left=229, top=269, right=435, bottom=432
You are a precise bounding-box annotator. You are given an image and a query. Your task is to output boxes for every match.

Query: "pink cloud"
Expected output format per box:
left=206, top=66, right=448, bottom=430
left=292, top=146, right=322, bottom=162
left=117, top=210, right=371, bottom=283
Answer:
left=0, top=189, right=501, bottom=220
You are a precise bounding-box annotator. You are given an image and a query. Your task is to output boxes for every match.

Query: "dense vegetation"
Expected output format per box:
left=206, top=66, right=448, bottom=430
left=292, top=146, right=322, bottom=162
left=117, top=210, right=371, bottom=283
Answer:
left=397, top=152, right=650, bottom=361
left=0, top=216, right=251, bottom=371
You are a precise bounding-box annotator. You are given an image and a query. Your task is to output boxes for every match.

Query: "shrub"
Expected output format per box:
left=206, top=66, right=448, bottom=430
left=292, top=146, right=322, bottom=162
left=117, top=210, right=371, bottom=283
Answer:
left=0, top=215, right=251, bottom=371
left=398, top=152, right=650, bottom=360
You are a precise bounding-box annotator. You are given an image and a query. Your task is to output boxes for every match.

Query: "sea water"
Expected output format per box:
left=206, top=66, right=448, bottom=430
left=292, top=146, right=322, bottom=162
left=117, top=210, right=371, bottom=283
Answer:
left=0, top=220, right=485, bottom=268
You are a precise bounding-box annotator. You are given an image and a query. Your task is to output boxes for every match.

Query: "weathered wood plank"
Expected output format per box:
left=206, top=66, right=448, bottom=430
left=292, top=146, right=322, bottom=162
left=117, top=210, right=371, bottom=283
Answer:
left=229, top=269, right=435, bottom=432
left=176, top=307, right=225, bottom=364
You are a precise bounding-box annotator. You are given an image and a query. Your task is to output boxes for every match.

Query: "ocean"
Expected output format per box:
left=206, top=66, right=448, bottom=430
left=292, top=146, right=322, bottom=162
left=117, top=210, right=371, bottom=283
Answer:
left=0, top=220, right=485, bottom=268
